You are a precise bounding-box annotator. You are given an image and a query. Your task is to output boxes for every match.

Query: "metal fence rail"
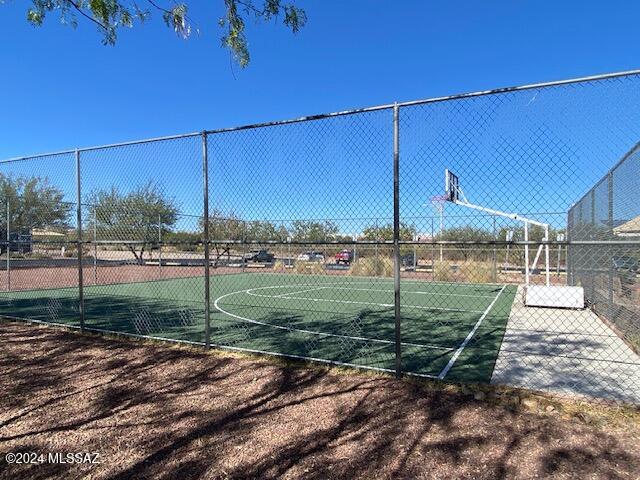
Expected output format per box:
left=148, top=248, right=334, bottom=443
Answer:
left=1, top=70, right=640, bottom=405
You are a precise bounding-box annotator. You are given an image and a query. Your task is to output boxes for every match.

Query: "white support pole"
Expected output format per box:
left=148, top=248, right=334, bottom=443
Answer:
left=544, top=225, right=550, bottom=286
left=556, top=232, right=564, bottom=277
left=531, top=244, right=544, bottom=271
left=413, top=234, right=417, bottom=271
left=439, top=206, right=444, bottom=262
left=352, top=234, right=357, bottom=264
left=452, top=199, right=548, bottom=228
left=450, top=195, right=548, bottom=288
left=524, top=222, right=530, bottom=286
left=504, top=230, right=513, bottom=274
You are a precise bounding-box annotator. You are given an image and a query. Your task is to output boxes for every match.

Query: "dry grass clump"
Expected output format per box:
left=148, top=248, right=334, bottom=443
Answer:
left=457, top=260, right=495, bottom=283
left=349, top=257, right=393, bottom=277
left=432, top=261, right=454, bottom=281
left=293, top=261, right=324, bottom=274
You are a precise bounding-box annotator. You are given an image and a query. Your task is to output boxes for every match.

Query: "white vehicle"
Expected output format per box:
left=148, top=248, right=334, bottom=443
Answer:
left=297, top=251, right=325, bottom=262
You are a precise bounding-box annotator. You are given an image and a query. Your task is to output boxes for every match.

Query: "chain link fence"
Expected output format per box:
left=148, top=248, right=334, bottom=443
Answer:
left=568, top=143, right=640, bottom=357
left=1, top=71, right=639, bottom=405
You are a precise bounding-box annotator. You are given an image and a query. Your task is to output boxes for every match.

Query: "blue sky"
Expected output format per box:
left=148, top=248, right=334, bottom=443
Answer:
left=1, top=0, right=640, bottom=234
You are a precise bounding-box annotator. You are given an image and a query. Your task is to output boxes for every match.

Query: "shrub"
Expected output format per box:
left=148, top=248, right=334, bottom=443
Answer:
left=349, top=257, right=393, bottom=277
left=293, top=261, right=324, bottom=275
left=433, top=261, right=454, bottom=282
left=457, top=260, right=495, bottom=283
left=25, top=251, right=52, bottom=260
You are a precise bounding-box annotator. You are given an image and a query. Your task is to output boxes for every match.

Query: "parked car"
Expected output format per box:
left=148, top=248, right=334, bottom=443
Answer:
left=335, top=249, right=354, bottom=265
left=297, top=251, right=325, bottom=262
left=0, top=232, right=32, bottom=255
left=401, top=253, right=417, bottom=268
left=613, top=255, right=638, bottom=297
left=244, top=249, right=274, bottom=263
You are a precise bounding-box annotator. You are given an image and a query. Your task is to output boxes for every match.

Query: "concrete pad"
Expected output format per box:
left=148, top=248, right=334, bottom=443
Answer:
left=492, top=286, right=640, bottom=404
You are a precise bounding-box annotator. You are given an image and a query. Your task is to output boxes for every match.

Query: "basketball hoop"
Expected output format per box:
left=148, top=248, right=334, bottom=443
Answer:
left=430, top=194, right=448, bottom=213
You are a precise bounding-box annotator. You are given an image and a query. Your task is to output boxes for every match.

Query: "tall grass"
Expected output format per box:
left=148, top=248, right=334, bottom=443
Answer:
left=293, top=261, right=324, bottom=275
left=433, top=261, right=454, bottom=282
left=349, top=257, right=393, bottom=277
left=457, top=261, right=495, bottom=283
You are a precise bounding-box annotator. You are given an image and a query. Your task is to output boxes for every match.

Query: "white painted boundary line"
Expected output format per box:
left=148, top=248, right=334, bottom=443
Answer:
left=246, top=289, right=485, bottom=314
left=274, top=286, right=327, bottom=298
left=213, top=285, right=451, bottom=351
left=437, top=284, right=507, bottom=380
left=325, top=286, right=498, bottom=299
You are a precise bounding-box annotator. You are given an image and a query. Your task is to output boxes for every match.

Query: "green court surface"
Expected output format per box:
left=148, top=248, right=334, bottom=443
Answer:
left=0, top=273, right=517, bottom=382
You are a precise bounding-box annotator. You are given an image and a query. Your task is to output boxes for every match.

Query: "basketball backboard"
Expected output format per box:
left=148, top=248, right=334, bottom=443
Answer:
left=445, top=169, right=460, bottom=202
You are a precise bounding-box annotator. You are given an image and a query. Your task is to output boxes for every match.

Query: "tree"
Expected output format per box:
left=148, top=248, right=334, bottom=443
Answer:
left=87, top=182, right=178, bottom=263
left=360, top=222, right=416, bottom=242
left=20, top=0, right=306, bottom=67
left=435, top=226, right=495, bottom=261
left=291, top=220, right=339, bottom=242
left=202, top=210, right=242, bottom=266
left=245, top=220, right=288, bottom=243
left=0, top=173, right=72, bottom=234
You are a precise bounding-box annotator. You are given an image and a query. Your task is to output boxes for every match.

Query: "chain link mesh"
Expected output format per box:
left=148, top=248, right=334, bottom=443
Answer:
left=1, top=72, right=639, bottom=405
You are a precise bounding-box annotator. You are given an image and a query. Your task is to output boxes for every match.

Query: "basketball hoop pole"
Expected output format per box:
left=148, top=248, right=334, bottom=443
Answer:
left=429, top=195, right=447, bottom=263
left=439, top=204, right=444, bottom=262
left=448, top=198, right=550, bottom=286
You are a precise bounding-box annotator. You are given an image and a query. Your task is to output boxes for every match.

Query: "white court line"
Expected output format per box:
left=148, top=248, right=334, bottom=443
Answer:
left=323, top=286, right=498, bottom=299
left=248, top=271, right=507, bottom=288
left=437, top=284, right=507, bottom=380
left=274, top=286, right=327, bottom=298
left=213, top=286, right=451, bottom=351
left=246, top=290, right=485, bottom=314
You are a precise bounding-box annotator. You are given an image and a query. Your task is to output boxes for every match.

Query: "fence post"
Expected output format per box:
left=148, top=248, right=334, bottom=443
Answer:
left=607, top=172, right=614, bottom=320
left=374, top=218, right=378, bottom=273
left=492, top=216, right=497, bottom=282
left=393, top=103, right=401, bottom=378
left=202, top=132, right=211, bottom=348
left=430, top=218, right=435, bottom=280
left=242, top=222, right=246, bottom=273
left=6, top=200, right=10, bottom=292
left=75, top=149, right=85, bottom=330
left=93, top=209, right=98, bottom=285
left=590, top=190, right=596, bottom=303
left=158, top=213, right=162, bottom=275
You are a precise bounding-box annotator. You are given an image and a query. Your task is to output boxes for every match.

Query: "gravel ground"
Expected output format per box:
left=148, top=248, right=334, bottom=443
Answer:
left=0, top=321, right=638, bottom=480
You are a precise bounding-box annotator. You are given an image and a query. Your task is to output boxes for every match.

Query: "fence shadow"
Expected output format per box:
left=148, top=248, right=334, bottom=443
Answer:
left=1, top=321, right=637, bottom=479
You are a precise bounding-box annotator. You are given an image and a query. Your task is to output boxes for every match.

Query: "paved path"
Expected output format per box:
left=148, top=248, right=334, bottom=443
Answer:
left=491, top=286, right=640, bottom=404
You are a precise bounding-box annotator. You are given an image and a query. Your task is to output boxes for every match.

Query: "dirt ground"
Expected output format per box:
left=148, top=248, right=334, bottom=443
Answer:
left=0, top=321, right=639, bottom=480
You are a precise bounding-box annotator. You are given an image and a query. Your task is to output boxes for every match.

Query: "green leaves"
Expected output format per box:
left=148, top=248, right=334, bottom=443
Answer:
left=291, top=220, right=339, bottom=242
left=26, top=9, right=45, bottom=26
left=18, top=0, right=306, bottom=67
left=0, top=173, right=72, bottom=232
left=219, top=0, right=307, bottom=67
left=361, top=223, right=417, bottom=242
left=162, top=4, right=190, bottom=39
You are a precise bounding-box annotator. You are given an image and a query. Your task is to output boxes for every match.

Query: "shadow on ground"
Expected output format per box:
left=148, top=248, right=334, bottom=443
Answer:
left=0, top=320, right=638, bottom=479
